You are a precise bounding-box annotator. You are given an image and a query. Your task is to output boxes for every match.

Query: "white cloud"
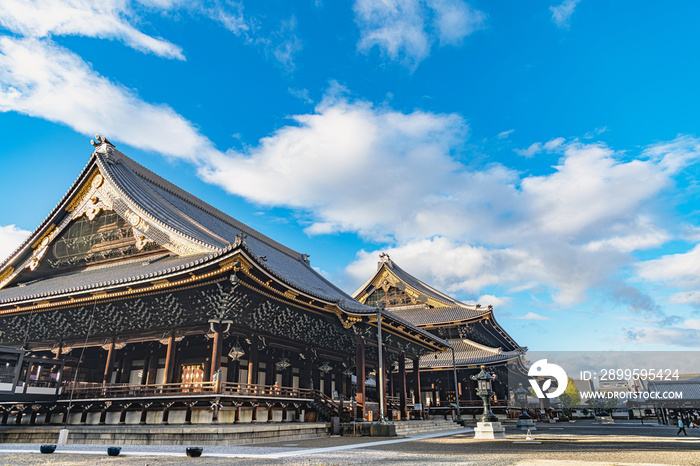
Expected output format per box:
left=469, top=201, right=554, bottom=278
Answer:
left=543, top=137, right=565, bottom=151
left=353, top=0, right=485, bottom=67
left=199, top=90, right=469, bottom=241
left=0, top=37, right=215, bottom=161
left=549, top=0, right=580, bottom=29
left=515, top=142, right=542, bottom=158
left=207, top=5, right=302, bottom=71
left=637, top=245, right=700, bottom=288
left=191, top=87, right=699, bottom=306
left=636, top=245, right=700, bottom=307
left=669, top=291, right=700, bottom=306
left=0, top=0, right=184, bottom=59
left=497, top=129, right=514, bottom=139
left=206, top=2, right=249, bottom=36
left=427, top=0, right=486, bottom=45
left=288, top=87, right=313, bottom=104
left=269, top=16, right=303, bottom=72
left=0, top=225, right=30, bottom=263
left=512, top=312, right=552, bottom=321
left=584, top=126, right=608, bottom=139
left=476, top=294, right=510, bottom=308
left=0, top=0, right=302, bottom=69
left=344, top=238, right=542, bottom=297
left=625, top=319, right=700, bottom=348
left=520, top=142, right=674, bottom=237
left=584, top=217, right=670, bottom=253
left=515, top=137, right=565, bottom=157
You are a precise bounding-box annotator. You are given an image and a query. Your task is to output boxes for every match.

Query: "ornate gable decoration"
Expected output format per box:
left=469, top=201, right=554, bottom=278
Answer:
left=0, top=138, right=225, bottom=290
left=359, top=267, right=450, bottom=309
left=0, top=167, right=165, bottom=289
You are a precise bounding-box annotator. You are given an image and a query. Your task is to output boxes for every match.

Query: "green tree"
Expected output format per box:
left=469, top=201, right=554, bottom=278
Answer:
left=604, top=396, right=619, bottom=415
left=558, top=377, right=581, bottom=416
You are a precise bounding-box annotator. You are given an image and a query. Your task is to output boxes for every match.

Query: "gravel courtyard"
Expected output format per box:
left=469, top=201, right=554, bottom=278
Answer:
left=0, top=422, right=698, bottom=466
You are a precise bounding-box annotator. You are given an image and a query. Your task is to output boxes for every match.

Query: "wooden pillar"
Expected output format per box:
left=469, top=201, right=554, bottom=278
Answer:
left=301, top=353, right=312, bottom=390
left=164, top=330, right=177, bottom=384
left=227, top=352, right=240, bottom=384
left=282, top=363, right=292, bottom=387
left=345, top=359, right=353, bottom=399
left=140, top=356, right=150, bottom=385
left=146, top=354, right=158, bottom=385
left=324, top=369, right=332, bottom=397
left=138, top=403, right=149, bottom=425
left=44, top=410, right=53, bottom=425
left=382, top=347, right=388, bottom=417
left=356, top=338, right=366, bottom=420
left=266, top=359, right=275, bottom=387
left=14, top=410, right=22, bottom=425
left=247, top=337, right=259, bottom=386
left=119, top=355, right=132, bottom=384
left=267, top=402, right=274, bottom=422
left=399, top=352, right=408, bottom=420
left=118, top=404, right=130, bottom=425
left=210, top=325, right=223, bottom=382
left=184, top=403, right=193, bottom=425
left=80, top=408, right=89, bottom=424
left=161, top=402, right=173, bottom=425
left=212, top=400, right=221, bottom=424
left=29, top=410, right=37, bottom=425
left=338, top=366, right=346, bottom=399
left=412, top=356, right=421, bottom=419
left=389, top=358, right=395, bottom=398
left=1, top=410, right=9, bottom=425
left=98, top=406, right=108, bottom=425
left=102, top=337, right=116, bottom=385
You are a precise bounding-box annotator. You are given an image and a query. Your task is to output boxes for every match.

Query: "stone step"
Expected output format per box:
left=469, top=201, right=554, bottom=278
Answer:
left=394, top=420, right=463, bottom=437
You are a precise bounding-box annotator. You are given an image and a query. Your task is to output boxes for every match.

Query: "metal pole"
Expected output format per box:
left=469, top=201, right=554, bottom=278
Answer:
left=377, top=307, right=385, bottom=423
left=451, top=346, right=462, bottom=421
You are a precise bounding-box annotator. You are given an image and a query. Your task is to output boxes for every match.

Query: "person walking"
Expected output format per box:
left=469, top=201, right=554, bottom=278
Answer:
left=677, top=417, right=688, bottom=436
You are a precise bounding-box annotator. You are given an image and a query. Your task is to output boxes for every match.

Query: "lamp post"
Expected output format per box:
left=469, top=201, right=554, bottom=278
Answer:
left=471, top=365, right=498, bottom=423
left=376, top=306, right=387, bottom=424
left=451, top=346, right=462, bottom=422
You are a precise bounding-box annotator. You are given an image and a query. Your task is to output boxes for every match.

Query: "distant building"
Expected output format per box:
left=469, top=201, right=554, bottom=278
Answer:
left=353, top=255, right=527, bottom=415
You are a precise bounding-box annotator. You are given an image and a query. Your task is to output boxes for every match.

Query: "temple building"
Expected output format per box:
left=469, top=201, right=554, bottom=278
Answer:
left=0, top=137, right=449, bottom=426
left=353, top=254, right=527, bottom=416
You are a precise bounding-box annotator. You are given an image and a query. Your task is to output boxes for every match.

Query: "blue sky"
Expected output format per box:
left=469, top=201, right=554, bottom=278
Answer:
left=1, top=0, right=699, bottom=351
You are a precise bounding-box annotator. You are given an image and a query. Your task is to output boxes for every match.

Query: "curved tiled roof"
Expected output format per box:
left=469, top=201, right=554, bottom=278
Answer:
left=387, top=305, right=491, bottom=326
left=352, top=256, right=526, bottom=351
left=411, top=339, right=521, bottom=369
left=0, top=145, right=373, bottom=314
left=0, top=253, right=205, bottom=304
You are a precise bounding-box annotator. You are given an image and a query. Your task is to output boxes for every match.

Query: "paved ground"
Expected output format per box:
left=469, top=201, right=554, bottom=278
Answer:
left=0, top=421, right=698, bottom=465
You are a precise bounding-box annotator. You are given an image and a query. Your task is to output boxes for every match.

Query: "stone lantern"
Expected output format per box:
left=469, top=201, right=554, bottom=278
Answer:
left=470, top=365, right=506, bottom=439
left=515, top=383, right=536, bottom=430
left=471, top=365, right=498, bottom=422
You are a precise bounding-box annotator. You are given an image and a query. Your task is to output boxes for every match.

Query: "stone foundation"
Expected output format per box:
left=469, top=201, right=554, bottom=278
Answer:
left=0, top=423, right=328, bottom=446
